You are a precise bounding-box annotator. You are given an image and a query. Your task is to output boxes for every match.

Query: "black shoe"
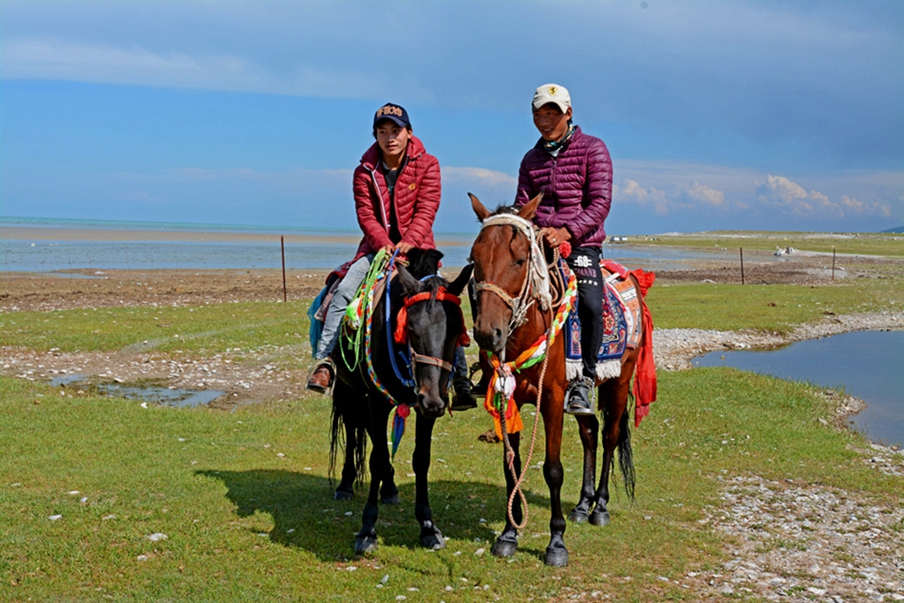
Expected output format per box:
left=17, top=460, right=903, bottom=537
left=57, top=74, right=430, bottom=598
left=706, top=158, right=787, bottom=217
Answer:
left=450, top=377, right=478, bottom=412
left=565, top=377, right=595, bottom=415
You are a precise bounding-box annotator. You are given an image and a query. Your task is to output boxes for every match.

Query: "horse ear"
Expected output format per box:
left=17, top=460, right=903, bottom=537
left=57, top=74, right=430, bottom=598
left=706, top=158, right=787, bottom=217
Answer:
left=395, top=263, right=421, bottom=297
left=469, top=193, right=492, bottom=221
left=447, top=263, right=474, bottom=297
left=518, top=192, right=543, bottom=221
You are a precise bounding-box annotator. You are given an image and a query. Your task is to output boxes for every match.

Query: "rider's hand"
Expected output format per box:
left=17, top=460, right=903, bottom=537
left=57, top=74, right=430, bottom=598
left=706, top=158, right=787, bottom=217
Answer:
left=540, top=227, right=571, bottom=247
left=396, top=241, right=415, bottom=255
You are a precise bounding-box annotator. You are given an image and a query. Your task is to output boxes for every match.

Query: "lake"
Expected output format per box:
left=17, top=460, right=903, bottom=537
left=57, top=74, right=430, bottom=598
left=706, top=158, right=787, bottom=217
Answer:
left=693, top=330, right=904, bottom=447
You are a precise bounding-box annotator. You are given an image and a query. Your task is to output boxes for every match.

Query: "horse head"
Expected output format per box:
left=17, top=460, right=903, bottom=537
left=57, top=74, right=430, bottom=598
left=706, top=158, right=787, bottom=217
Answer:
left=395, top=258, right=473, bottom=418
left=468, top=192, right=543, bottom=356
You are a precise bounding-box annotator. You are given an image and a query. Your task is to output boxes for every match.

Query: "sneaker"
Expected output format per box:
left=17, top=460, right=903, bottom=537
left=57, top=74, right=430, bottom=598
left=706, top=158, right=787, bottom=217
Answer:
left=565, top=377, right=595, bottom=415
left=450, top=376, right=478, bottom=411
left=306, top=362, right=334, bottom=394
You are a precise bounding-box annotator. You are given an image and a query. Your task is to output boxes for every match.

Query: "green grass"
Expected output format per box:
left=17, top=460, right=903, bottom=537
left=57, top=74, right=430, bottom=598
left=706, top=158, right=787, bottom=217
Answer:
left=2, top=367, right=898, bottom=602
left=632, top=231, right=904, bottom=258
left=647, top=278, right=904, bottom=332
left=1, top=276, right=902, bottom=600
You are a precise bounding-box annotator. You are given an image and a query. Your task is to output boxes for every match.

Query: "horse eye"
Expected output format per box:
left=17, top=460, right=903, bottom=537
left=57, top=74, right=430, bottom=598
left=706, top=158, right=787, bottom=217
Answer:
left=514, top=257, right=526, bottom=266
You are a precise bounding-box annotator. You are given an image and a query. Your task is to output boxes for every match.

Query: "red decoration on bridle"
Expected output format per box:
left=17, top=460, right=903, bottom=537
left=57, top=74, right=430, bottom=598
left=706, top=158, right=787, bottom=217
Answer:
left=393, top=287, right=470, bottom=348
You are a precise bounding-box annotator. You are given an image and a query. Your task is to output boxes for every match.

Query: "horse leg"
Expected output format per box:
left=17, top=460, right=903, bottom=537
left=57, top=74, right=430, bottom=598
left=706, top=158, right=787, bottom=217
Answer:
left=354, top=401, right=392, bottom=555
left=491, top=430, right=522, bottom=558
left=334, top=416, right=358, bottom=500
left=331, top=379, right=359, bottom=501
left=568, top=413, right=600, bottom=523
left=380, top=460, right=399, bottom=505
left=412, top=413, right=445, bottom=549
left=590, top=376, right=632, bottom=527
left=542, top=405, right=568, bottom=567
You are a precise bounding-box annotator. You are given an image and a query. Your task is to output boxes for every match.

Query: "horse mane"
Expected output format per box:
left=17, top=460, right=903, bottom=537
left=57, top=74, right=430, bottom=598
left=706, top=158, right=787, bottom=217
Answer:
left=487, top=204, right=520, bottom=217
left=405, top=248, right=444, bottom=281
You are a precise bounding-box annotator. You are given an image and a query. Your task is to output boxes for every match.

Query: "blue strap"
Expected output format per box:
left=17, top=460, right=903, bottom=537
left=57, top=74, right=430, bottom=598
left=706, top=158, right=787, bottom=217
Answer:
left=386, top=251, right=416, bottom=389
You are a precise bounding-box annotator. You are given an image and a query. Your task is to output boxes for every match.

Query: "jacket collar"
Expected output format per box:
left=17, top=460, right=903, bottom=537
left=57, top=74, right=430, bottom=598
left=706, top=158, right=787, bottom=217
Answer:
left=361, top=135, right=426, bottom=171
left=534, top=125, right=583, bottom=154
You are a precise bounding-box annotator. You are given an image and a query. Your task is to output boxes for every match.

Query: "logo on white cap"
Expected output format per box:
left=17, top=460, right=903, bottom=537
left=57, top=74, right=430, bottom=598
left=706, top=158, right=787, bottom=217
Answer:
left=532, top=83, right=571, bottom=112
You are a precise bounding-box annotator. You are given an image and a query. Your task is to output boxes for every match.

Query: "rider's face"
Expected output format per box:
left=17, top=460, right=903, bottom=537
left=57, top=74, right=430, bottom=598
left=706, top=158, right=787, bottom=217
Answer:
left=533, top=103, right=572, bottom=141
left=375, top=121, right=412, bottom=162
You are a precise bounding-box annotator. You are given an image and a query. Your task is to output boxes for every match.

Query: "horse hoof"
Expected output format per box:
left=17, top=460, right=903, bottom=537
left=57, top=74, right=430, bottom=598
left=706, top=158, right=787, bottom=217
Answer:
left=333, top=489, right=353, bottom=501
left=354, top=535, right=378, bottom=555
left=380, top=493, right=399, bottom=505
left=491, top=539, right=518, bottom=558
left=589, top=510, right=610, bottom=527
left=544, top=547, right=569, bottom=567
left=568, top=509, right=589, bottom=523
left=420, top=532, right=446, bottom=550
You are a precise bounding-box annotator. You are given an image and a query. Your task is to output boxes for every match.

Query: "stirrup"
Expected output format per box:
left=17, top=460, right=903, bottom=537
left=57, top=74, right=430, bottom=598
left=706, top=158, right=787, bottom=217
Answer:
left=306, top=358, right=336, bottom=396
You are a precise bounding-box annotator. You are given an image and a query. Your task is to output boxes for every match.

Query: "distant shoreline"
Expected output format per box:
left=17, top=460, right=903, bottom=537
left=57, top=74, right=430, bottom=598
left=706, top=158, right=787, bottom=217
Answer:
left=0, top=225, right=471, bottom=247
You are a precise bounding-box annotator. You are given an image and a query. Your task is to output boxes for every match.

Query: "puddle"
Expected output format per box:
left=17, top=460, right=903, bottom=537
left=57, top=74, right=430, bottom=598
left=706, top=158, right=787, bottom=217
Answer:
left=50, top=374, right=225, bottom=408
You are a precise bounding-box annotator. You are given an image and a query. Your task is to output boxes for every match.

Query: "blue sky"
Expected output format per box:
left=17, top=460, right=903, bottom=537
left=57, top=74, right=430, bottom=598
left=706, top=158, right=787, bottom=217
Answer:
left=1, top=0, right=902, bottom=235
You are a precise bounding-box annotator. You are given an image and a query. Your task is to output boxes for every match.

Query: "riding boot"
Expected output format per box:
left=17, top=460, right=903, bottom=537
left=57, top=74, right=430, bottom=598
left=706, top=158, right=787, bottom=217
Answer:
left=565, top=376, right=595, bottom=415
left=450, top=347, right=477, bottom=411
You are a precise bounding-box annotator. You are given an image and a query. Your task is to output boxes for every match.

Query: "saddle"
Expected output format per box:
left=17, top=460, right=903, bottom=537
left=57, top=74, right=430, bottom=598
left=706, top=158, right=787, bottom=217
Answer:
left=563, top=260, right=646, bottom=382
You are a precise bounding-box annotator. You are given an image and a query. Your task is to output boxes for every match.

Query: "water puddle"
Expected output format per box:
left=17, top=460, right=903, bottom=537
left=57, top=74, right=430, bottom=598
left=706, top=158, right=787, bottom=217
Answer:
left=693, top=330, right=904, bottom=448
left=50, top=374, right=225, bottom=408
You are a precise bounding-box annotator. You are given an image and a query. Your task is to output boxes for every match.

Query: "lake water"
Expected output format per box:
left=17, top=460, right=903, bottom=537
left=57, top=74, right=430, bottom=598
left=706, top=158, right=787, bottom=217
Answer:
left=693, top=330, right=904, bottom=447
left=1, top=229, right=744, bottom=272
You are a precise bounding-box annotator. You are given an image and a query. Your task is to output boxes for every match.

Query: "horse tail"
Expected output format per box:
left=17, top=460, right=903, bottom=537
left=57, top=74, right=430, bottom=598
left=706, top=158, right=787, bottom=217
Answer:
left=617, top=405, right=636, bottom=501
left=328, top=396, right=368, bottom=487
left=328, top=400, right=343, bottom=488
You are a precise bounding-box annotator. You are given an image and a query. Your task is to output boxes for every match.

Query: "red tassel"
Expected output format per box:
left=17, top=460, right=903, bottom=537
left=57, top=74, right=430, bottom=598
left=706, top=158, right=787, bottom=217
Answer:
left=633, top=300, right=657, bottom=427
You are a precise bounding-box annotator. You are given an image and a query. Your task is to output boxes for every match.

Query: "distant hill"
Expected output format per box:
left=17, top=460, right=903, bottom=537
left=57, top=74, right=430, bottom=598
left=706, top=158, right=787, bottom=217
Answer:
left=881, top=226, right=904, bottom=233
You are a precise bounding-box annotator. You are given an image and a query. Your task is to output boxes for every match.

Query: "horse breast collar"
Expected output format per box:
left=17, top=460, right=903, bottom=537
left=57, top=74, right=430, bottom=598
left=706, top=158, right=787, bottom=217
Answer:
left=474, top=213, right=553, bottom=328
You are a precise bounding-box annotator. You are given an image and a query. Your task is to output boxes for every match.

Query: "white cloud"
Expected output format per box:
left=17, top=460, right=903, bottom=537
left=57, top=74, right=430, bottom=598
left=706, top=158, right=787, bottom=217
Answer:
left=614, top=179, right=671, bottom=216
left=0, top=37, right=432, bottom=101
left=683, top=181, right=725, bottom=207
left=442, top=167, right=516, bottom=188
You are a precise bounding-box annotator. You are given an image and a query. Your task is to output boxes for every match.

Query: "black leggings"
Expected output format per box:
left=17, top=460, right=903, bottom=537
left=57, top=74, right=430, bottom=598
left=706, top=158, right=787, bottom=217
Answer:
left=566, top=246, right=604, bottom=379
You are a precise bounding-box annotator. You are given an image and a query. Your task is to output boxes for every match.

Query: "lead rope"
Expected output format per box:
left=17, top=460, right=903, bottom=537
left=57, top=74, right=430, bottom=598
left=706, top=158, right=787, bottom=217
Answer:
left=501, top=241, right=559, bottom=530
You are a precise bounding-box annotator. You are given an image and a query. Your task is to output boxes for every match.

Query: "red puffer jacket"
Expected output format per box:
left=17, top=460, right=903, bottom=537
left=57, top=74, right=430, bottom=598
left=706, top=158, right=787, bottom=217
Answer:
left=352, top=136, right=440, bottom=261
left=514, top=126, right=612, bottom=248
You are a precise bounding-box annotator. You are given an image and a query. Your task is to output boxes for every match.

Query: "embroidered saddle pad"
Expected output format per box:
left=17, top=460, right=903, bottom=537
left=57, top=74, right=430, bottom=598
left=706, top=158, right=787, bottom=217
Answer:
left=563, top=260, right=644, bottom=380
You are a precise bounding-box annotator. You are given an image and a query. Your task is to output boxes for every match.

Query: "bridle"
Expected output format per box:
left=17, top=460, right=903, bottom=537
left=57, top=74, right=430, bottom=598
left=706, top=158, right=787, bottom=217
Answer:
left=387, top=275, right=470, bottom=389
left=472, top=213, right=553, bottom=335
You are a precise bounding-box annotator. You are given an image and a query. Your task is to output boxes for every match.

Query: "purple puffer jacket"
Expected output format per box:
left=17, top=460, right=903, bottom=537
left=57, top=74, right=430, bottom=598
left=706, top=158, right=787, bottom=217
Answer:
left=514, top=126, right=612, bottom=248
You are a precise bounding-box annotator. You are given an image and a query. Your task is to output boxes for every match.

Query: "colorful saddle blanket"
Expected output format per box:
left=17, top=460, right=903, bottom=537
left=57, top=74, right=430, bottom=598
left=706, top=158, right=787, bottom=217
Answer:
left=564, top=260, right=644, bottom=381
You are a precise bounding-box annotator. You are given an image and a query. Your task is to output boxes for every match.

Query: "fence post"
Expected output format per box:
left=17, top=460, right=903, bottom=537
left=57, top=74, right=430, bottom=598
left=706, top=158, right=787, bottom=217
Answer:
left=832, top=247, right=836, bottom=281
left=281, top=236, right=287, bottom=302
left=740, top=247, right=745, bottom=285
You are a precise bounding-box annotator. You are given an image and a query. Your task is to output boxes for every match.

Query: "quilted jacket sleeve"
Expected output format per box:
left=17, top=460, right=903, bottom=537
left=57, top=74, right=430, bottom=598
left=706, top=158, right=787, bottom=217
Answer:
left=566, top=138, right=612, bottom=242
left=400, top=154, right=441, bottom=248
left=353, top=166, right=393, bottom=252
left=514, top=154, right=536, bottom=207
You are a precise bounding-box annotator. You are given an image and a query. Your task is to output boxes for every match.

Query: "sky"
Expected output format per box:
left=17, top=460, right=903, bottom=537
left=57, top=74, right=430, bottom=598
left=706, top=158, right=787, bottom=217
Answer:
left=1, top=0, right=902, bottom=236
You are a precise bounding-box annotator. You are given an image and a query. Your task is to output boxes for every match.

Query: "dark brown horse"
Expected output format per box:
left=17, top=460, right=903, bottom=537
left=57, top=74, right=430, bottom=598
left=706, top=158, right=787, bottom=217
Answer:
left=468, top=193, right=652, bottom=566
left=329, top=249, right=474, bottom=554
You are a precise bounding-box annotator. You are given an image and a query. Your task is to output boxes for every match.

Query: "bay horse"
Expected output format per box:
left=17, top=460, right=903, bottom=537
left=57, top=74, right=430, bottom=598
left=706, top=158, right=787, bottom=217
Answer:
left=468, top=193, right=653, bottom=566
left=329, top=248, right=473, bottom=554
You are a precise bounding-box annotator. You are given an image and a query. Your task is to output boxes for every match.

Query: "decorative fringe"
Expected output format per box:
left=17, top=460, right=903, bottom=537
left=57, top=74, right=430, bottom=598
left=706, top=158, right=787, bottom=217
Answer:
left=565, top=359, right=582, bottom=382
left=566, top=358, right=622, bottom=383
left=596, top=359, right=622, bottom=381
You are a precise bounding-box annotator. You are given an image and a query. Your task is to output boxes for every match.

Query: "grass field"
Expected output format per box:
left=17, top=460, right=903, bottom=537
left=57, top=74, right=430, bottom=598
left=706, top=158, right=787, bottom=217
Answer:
left=631, top=231, right=904, bottom=258
left=2, top=273, right=903, bottom=601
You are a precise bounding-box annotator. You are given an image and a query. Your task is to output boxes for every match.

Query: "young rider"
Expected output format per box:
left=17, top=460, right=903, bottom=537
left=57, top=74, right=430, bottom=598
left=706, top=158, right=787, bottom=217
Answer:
left=514, top=83, right=613, bottom=414
left=307, top=103, right=475, bottom=410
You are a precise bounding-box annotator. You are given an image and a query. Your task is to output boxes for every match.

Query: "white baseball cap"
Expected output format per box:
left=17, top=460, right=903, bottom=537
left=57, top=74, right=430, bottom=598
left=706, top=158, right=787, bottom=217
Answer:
left=532, top=83, right=571, bottom=112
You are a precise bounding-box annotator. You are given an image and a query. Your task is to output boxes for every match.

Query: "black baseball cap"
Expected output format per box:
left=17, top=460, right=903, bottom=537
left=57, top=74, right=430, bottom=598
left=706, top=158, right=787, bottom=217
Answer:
left=373, top=103, right=411, bottom=128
